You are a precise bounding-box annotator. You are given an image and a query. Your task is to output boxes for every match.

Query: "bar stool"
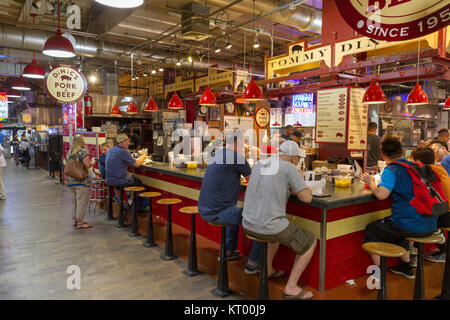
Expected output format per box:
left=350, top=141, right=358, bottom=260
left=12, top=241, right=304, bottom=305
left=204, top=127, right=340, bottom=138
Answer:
left=406, top=234, right=442, bottom=300
left=208, top=222, right=232, bottom=298
left=124, top=186, right=145, bottom=237
left=156, top=198, right=182, bottom=260
left=139, top=192, right=162, bottom=248
left=88, top=178, right=108, bottom=216
left=180, top=206, right=202, bottom=277
left=106, top=184, right=115, bottom=221
left=362, top=242, right=407, bottom=300
left=114, top=186, right=127, bottom=228
left=437, top=227, right=450, bottom=300
left=246, top=232, right=272, bottom=300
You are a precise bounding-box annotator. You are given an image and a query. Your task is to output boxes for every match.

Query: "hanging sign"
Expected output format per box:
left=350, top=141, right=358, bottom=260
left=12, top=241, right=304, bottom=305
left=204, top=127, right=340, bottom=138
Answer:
left=336, top=0, right=450, bottom=41
left=44, top=65, right=87, bottom=104
left=316, top=87, right=348, bottom=143
left=255, top=107, right=270, bottom=128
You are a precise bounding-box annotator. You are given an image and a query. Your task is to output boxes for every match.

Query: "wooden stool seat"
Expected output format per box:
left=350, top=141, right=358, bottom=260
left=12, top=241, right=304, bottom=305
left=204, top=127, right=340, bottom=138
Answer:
left=246, top=234, right=272, bottom=243
left=124, top=186, right=145, bottom=192
left=139, top=192, right=162, bottom=198
left=208, top=222, right=232, bottom=227
left=179, top=206, right=198, bottom=214
left=440, top=227, right=450, bottom=232
left=362, top=242, right=407, bottom=258
left=406, top=234, right=443, bottom=244
left=157, top=198, right=182, bottom=205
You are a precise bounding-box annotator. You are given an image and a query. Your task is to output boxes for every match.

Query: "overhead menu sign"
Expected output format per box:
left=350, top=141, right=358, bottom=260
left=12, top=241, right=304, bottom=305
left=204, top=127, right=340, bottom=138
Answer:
left=44, top=64, right=87, bottom=104
left=0, top=92, right=7, bottom=123
left=347, top=88, right=368, bottom=151
left=316, top=88, right=348, bottom=143
left=336, top=0, right=450, bottom=41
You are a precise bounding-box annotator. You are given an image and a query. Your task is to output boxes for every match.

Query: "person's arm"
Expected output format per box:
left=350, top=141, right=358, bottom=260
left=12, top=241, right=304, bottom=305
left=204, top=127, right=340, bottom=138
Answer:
left=287, top=163, right=312, bottom=203
left=133, top=154, right=146, bottom=167
left=296, top=188, right=312, bottom=203
left=360, top=169, right=394, bottom=200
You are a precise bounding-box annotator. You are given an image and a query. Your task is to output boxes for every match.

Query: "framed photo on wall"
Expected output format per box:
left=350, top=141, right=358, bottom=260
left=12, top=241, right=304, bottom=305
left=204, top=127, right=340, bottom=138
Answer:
left=209, top=107, right=221, bottom=121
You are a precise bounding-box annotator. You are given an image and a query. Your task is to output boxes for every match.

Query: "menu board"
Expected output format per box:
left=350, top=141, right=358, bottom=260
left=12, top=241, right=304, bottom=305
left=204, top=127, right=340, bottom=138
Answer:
left=347, top=87, right=368, bottom=151
left=316, top=87, right=348, bottom=143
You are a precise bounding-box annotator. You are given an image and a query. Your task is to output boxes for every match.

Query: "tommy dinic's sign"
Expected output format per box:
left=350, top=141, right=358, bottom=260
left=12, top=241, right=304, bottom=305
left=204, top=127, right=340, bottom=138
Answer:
left=265, top=28, right=448, bottom=79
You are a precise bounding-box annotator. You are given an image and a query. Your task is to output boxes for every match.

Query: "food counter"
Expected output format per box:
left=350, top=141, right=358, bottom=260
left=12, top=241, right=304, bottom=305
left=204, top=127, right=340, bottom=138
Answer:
left=129, top=162, right=393, bottom=291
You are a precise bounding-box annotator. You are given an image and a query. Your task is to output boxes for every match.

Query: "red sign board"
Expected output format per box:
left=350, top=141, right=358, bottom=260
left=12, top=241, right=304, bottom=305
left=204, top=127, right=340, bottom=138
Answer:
left=336, top=0, right=450, bottom=41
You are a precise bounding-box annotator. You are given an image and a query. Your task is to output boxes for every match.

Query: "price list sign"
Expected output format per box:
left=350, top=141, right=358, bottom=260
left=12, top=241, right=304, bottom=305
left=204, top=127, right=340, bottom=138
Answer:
left=316, top=87, right=348, bottom=143
left=347, top=87, right=368, bottom=151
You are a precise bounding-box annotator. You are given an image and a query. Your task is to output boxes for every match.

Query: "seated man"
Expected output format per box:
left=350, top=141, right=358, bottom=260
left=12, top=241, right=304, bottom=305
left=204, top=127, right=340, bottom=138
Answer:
left=198, top=130, right=261, bottom=271
left=427, top=140, right=450, bottom=176
left=242, top=141, right=317, bottom=300
left=361, top=138, right=438, bottom=279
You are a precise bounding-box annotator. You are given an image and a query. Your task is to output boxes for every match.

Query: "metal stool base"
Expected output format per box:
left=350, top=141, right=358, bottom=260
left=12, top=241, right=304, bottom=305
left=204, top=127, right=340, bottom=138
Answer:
left=128, top=232, right=141, bottom=237
left=116, top=223, right=129, bottom=228
left=161, top=254, right=178, bottom=261
left=212, top=288, right=229, bottom=298
left=183, top=269, right=202, bottom=277
left=143, top=241, right=158, bottom=248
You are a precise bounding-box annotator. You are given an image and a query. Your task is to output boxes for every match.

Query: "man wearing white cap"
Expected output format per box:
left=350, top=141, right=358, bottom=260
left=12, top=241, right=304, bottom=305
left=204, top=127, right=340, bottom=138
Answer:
left=242, top=140, right=317, bottom=300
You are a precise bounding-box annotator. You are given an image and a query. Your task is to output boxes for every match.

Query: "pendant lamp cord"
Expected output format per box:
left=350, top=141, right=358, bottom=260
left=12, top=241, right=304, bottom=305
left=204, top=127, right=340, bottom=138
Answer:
left=417, top=40, right=420, bottom=83
left=131, top=53, right=133, bottom=96
left=57, top=0, right=60, bottom=30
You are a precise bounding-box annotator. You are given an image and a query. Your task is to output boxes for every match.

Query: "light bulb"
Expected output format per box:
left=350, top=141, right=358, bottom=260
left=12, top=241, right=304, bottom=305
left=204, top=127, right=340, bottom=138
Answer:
left=215, top=47, right=221, bottom=53
left=176, top=61, right=181, bottom=66
left=226, top=42, right=232, bottom=49
left=159, top=67, right=164, bottom=72
left=188, top=56, right=193, bottom=63
left=151, top=69, right=156, bottom=74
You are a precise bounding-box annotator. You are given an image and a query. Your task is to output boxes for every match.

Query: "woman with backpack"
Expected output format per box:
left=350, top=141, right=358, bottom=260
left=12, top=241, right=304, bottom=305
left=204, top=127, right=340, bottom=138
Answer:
left=66, top=135, right=95, bottom=229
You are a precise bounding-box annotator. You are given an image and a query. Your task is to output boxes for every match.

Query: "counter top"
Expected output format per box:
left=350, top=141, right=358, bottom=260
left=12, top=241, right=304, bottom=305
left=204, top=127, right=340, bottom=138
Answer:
left=138, top=162, right=379, bottom=210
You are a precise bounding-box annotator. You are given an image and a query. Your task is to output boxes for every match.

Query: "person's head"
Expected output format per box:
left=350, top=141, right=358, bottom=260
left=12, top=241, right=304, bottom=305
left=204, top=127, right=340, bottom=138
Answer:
left=225, top=129, right=245, bottom=154
left=380, top=137, right=403, bottom=163
left=410, top=147, right=435, bottom=165
left=291, top=130, right=303, bottom=143
left=437, top=129, right=449, bottom=144
left=101, top=142, right=110, bottom=155
left=123, top=127, right=132, bottom=138
left=285, top=125, right=293, bottom=136
left=427, top=140, right=449, bottom=162
left=70, top=135, right=86, bottom=155
left=368, top=122, right=378, bottom=134
left=279, top=141, right=306, bottom=166
left=116, top=133, right=130, bottom=149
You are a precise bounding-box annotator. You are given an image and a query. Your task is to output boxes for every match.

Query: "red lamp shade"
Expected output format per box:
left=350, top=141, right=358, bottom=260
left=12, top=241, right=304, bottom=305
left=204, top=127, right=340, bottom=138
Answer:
left=144, top=97, right=158, bottom=111
left=199, top=87, right=217, bottom=106
left=43, top=29, right=75, bottom=58
left=6, top=88, right=21, bottom=98
left=243, top=76, right=264, bottom=102
left=444, top=97, right=450, bottom=110
left=407, top=82, right=429, bottom=105
left=362, top=78, right=386, bottom=104
left=11, top=76, right=31, bottom=91
left=22, top=59, right=45, bottom=79
left=126, top=101, right=139, bottom=114
left=110, top=105, right=122, bottom=116
left=168, top=91, right=184, bottom=109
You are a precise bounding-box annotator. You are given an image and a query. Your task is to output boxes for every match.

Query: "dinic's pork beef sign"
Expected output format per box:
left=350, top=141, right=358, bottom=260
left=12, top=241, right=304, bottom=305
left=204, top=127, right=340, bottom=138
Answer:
left=44, top=65, right=87, bottom=104
left=336, top=0, right=450, bottom=41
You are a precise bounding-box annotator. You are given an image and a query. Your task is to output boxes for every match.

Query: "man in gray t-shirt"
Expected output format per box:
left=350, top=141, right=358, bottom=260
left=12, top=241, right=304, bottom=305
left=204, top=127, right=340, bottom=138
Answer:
left=242, top=141, right=317, bottom=300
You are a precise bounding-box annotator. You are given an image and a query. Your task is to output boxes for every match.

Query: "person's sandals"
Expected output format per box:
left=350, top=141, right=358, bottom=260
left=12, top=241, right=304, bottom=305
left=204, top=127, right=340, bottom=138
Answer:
left=73, top=220, right=78, bottom=227
left=76, top=222, right=92, bottom=229
left=268, top=269, right=285, bottom=279
left=282, top=289, right=314, bottom=300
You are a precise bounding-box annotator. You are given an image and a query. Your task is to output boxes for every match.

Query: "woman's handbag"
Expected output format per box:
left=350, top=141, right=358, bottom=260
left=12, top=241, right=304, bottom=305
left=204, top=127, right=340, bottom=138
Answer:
left=65, top=157, right=88, bottom=180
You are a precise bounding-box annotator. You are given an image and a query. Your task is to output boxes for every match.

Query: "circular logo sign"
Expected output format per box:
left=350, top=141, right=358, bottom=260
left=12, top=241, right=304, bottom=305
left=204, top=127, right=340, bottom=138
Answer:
left=255, top=107, right=270, bottom=127
left=44, top=64, right=87, bottom=104
left=336, top=0, right=450, bottom=41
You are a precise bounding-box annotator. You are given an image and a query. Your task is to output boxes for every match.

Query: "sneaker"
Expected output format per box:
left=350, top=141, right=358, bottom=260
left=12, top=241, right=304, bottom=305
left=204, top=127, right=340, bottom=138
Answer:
left=433, top=229, right=446, bottom=245
left=244, top=263, right=260, bottom=275
left=410, top=255, right=417, bottom=268
left=218, top=250, right=240, bottom=262
left=425, top=252, right=446, bottom=263
left=409, top=246, right=418, bottom=256
left=389, top=264, right=416, bottom=279
left=113, top=195, right=120, bottom=204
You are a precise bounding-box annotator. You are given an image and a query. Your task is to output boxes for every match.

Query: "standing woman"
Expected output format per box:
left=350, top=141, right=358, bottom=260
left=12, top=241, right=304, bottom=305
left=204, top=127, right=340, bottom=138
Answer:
left=67, top=135, right=93, bottom=229
left=0, top=135, right=7, bottom=200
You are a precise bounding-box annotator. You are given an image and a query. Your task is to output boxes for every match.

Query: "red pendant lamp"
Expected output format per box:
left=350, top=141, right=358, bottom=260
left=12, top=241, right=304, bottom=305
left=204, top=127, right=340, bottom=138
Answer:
left=110, top=104, right=122, bottom=116
left=126, top=101, right=138, bottom=114
left=407, top=82, right=428, bottom=106
left=6, top=88, right=21, bottom=98
left=168, top=91, right=183, bottom=109
left=24, top=14, right=45, bottom=79
left=362, top=78, right=386, bottom=104
left=444, top=97, right=450, bottom=110
left=243, top=76, right=264, bottom=102
left=144, top=97, right=158, bottom=111
left=199, top=86, right=217, bottom=106
left=43, top=1, right=75, bottom=58
left=12, top=76, right=31, bottom=91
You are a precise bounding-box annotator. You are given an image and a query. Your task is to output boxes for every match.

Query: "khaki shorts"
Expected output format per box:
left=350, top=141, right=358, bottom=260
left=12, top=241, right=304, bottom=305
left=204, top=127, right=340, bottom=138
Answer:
left=246, top=222, right=316, bottom=256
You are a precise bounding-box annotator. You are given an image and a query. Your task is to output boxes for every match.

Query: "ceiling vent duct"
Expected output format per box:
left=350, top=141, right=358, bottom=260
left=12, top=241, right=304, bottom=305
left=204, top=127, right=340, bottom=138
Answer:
left=181, top=2, right=210, bottom=41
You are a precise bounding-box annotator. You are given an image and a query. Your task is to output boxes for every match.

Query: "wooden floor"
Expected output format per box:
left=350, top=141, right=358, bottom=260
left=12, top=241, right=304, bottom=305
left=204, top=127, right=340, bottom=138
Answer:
left=0, top=159, right=446, bottom=300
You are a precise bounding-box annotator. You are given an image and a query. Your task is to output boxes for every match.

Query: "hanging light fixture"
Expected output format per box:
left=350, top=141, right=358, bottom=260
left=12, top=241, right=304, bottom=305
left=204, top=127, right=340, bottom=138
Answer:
left=144, top=97, right=158, bottom=111
left=12, top=76, right=31, bottom=91
left=253, top=34, right=260, bottom=49
left=444, top=97, right=450, bottom=110
left=6, top=88, right=21, bottom=98
left=168, top=91, right=183, bottom=109
left=110, top=104, right=122, bottom=116
left=159, top=67, right=164, bottom=72
left=126, top=100, right=138, bottom=114
left=23, top=14, right=45, bottom=79
left=43, top=0, right=75, bottom=58
left=95, top=0, right=143, bottom=9
left=200, top=86, right=217, bottom=106
left=407, top=40, right=429, bottom=106
left=243, top=76, right=264, bottom=101
left=362, top=78, right=386, bottom=104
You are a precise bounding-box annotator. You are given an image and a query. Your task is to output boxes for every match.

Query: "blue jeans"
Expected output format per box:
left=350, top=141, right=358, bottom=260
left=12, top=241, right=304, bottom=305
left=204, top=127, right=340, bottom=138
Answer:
left=202, top=206, right=261, bottom=264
